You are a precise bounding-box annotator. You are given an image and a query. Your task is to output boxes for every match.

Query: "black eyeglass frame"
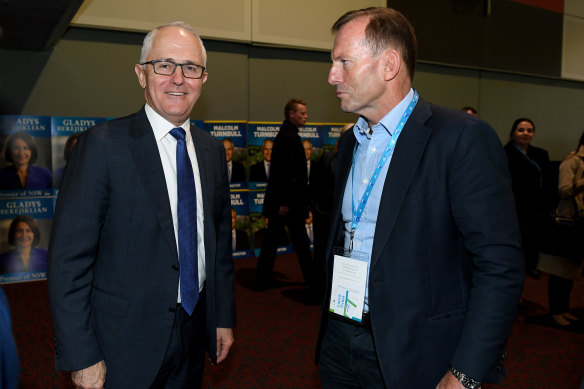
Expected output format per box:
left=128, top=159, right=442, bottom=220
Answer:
left=141, top=59, right=207, bottom=79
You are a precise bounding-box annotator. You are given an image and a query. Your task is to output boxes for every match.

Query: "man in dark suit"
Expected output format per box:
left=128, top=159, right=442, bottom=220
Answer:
left=222, top=138, right=246, bottom=182
left=48, top=22, right=235, bottom=389
left=315, top=8, right=524, bottom=389
left=255, top=99, right=314, bottom=291
left=249, top=138, right=273, bottom=182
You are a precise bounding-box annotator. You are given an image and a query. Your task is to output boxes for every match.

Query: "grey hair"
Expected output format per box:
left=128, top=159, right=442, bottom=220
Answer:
left=140, top=21, right=207, bottom=66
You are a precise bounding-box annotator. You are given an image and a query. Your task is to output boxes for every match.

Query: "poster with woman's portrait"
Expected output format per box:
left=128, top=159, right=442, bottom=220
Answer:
left=0, top=115, right=53, bottom=195
left=51, top=116, right=105, bottom=189
left=0, top=197, right=53, bottom=283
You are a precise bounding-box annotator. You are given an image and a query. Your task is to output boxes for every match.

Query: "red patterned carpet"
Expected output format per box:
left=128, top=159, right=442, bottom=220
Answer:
left=3, top=254, right=584, bottom=388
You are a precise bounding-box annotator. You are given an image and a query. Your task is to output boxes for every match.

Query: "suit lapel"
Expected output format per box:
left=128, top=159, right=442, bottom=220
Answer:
left=129, top=108, right=178, bottom=260
left=370, top=100, right=432, bottom=270
left=326, top=131, right=356, bottom=259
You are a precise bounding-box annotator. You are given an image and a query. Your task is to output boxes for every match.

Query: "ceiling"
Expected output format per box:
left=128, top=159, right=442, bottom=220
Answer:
left=0, top=0, right=85, bottom=50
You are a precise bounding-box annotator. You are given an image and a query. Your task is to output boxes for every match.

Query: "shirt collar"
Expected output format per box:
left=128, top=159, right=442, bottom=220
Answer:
left=353, top=88, right=415, bottom=145
left=145, top=104, right=190, bottom=142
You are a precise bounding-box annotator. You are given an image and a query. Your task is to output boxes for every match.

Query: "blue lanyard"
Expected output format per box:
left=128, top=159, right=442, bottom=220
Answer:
left=349, top=90, right=419, bottom=252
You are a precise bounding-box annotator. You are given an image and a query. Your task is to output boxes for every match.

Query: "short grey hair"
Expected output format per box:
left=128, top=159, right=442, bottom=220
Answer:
left=140, top=21, right=207, bottom=66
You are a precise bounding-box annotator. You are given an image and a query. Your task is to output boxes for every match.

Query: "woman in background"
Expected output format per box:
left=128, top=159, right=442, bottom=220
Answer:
left=0, top=215, right=47, bottom=274
left=0, top=131, right=52, bottom=190
left=539, top=132, right=584, bottom=328
left=505, top=118, right=551, bottom=278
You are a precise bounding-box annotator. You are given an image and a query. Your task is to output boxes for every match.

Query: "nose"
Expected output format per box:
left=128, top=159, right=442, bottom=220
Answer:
left=171, top=65, right=185, bottom=84
left=328, top=64, right=340, bottom=85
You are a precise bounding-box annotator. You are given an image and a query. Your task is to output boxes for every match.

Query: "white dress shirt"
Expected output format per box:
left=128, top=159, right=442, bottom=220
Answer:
left=145, top=104, right=206, bottom=302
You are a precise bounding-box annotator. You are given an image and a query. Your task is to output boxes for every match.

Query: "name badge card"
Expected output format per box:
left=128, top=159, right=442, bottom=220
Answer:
left=329, top=249, right=368, bottom=323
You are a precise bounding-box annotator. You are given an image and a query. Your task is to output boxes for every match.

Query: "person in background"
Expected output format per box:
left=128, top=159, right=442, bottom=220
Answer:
left=316, top=7, right=524, bottom=388
left=48, top=21, right=235, bottom=389
left=256, top=98, right=314, bottom=292
left=0, top=215, right=47, bottom=275
left=461, top=106, right=477, bottom=116
left=0, top=285, right=19, bottom=389
left=504, top=117, right=551, bottom=278
left=0, top=131, right=52, bottom=190
left=249, top=138, right=273, bottom=182
left=538, top=131, right=584, bottom=328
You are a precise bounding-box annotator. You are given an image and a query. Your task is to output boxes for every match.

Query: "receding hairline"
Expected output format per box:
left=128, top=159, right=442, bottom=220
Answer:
left=140, top=21, right=207, bottom=66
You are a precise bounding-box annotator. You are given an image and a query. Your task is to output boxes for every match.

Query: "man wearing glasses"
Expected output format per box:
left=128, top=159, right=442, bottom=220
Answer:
left=48, top=22, right=235, bottom=389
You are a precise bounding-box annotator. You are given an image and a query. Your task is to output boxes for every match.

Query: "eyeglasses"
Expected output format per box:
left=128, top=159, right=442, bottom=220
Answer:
left=141, top=59, right=206, bottom=79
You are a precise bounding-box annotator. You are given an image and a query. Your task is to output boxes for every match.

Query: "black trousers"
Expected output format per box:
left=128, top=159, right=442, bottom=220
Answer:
left=150, top=290, right=206, bottom=389
left=319, top=317, right=385, bottom=388
left=548, top=274, right=574, bottom=314
left=256, top=212, right=313, bottom=288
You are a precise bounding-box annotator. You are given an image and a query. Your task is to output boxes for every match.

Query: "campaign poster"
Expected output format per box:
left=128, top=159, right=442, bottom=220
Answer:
left=230, top=190, right=251, bottom=259
left=299, top=124, right=324, bottom=162
left=0, top=115, right=53, bottom=196
left=248, top=190, right=291, bottom=258
left=51, top=116, right=105, bottom=188
left=204, top=121, right=248, bottom=190
left=247, top=122, right=280, bottom=190
left=0, top=197, right=53, bottom=284
left=322, top=123, right=348, bottom=152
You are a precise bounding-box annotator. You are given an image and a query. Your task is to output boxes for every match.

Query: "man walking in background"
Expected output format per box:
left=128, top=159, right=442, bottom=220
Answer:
left=256, top=99, right=314, bottom=293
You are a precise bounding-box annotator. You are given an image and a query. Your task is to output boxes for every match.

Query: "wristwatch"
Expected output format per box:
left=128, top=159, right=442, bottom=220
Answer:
left=449, top=366, right=482, bottom=389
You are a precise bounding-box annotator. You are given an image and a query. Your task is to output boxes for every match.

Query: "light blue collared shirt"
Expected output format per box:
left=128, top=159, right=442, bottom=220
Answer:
left=341, top=88, right=415, bottom=312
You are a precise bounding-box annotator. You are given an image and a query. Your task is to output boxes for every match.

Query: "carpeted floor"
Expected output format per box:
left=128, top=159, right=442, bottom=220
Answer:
left=3, top=254, right=584, bottom=388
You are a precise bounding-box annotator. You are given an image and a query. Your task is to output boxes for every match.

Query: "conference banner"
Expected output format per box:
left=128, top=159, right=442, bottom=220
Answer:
left=51, top=116, right=105, bottom=188
left=0, top=196, right=53, bottom=284
left=230, top=190, right=251, bottom=258
left=204, top=120, right=248, bottom=190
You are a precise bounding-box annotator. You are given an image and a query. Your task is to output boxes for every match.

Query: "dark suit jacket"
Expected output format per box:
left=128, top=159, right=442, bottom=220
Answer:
left=504, top=143, right=551, bottom=225
left=48, top=108, right=235, bottom=388
left=262, top=120, right=308, bottom=218
left=230, top=160, right=246, bottom=182
left=249, top=161, right=268, bottom=182
left=0, top=286, right=18, bottom=389
left=315, top=99, right=524, bottom=387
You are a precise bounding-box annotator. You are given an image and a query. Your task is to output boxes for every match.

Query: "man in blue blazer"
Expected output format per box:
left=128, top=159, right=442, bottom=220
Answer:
left=315, top=8, right=524, bottom=389
left=48, top=22, right=235, bottom=389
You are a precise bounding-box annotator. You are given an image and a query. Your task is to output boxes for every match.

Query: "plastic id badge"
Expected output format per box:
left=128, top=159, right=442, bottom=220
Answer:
left=328, top=248, right=369, bottom=323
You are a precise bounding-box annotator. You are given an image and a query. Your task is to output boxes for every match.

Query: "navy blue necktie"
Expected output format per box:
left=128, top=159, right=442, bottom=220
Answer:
left=170, top=127, right=199, bottom=315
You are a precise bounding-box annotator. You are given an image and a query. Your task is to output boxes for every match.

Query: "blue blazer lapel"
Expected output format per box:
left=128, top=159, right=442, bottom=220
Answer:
left=129, top=108, right=178, bottom=260
left=370, top=99, right=432, bottom=270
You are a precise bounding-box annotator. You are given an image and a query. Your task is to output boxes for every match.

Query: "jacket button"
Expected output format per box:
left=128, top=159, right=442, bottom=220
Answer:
left=171, top=265, right=178, bottom=271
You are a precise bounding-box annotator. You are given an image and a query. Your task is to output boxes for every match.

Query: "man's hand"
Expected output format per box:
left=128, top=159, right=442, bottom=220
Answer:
left=436, top=370, right=477, bottom=389
left=216, top=327, right=234, bottom=363
left=71, top=360, right=106, bottom=389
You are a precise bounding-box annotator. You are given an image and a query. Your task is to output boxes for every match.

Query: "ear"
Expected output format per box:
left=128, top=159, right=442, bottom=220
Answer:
left=201, top=72, right=208, bottom=84
left=135, top=64, right=147, bottom=88
left=382, top=49, right=401, bottom=81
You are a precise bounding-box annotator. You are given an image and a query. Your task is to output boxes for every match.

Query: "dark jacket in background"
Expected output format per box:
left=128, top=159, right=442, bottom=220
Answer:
left=262, top=120, right=308, bottom=218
